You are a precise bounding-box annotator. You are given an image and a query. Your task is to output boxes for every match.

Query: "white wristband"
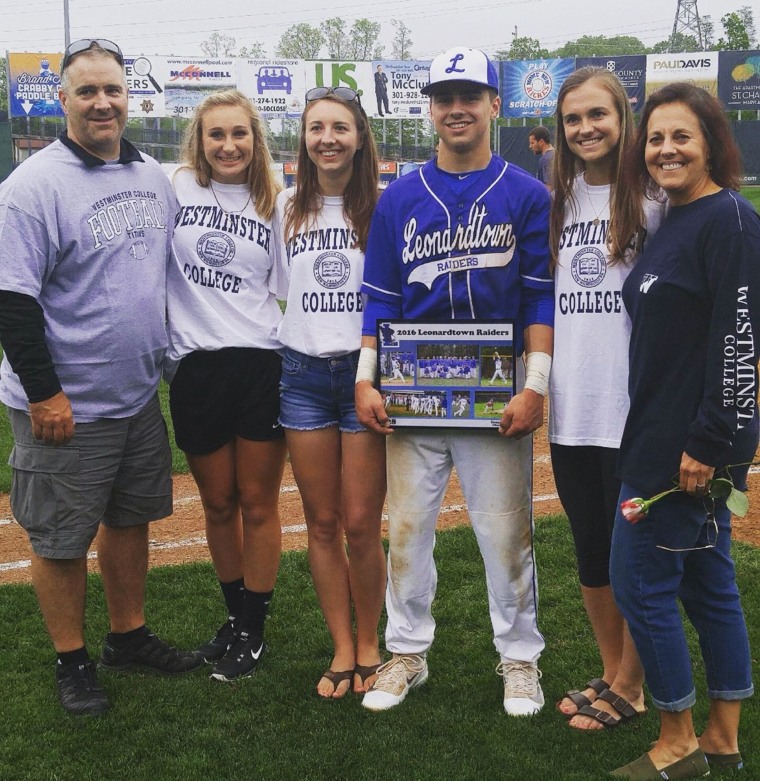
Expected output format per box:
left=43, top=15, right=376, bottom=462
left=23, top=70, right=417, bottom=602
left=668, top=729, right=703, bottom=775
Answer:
left=355, top=346, right=378, bottom=385
left=523, top=351, right=552, bottom=397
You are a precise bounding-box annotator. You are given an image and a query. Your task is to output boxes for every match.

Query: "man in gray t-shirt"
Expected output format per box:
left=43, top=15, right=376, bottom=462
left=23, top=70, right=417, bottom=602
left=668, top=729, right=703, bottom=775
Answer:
left=0, top=40, right=201, bottom=717
left=528, top=125, right=554, bottom=191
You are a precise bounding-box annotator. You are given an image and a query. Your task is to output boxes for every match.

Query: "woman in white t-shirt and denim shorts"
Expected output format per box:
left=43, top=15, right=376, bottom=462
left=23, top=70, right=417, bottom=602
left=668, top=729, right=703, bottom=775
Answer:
left=272, top=87, right=386, bottom=699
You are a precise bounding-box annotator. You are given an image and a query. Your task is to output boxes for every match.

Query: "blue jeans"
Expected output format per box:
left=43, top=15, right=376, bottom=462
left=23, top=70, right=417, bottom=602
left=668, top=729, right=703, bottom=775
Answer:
left=610, top=483, right=753, bottom=711
left=278, top=347, right=364, bottom=433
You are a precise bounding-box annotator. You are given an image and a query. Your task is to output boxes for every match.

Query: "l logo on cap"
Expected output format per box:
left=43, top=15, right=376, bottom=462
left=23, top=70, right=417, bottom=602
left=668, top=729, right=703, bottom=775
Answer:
left=445, top=53, right=466, bottom=74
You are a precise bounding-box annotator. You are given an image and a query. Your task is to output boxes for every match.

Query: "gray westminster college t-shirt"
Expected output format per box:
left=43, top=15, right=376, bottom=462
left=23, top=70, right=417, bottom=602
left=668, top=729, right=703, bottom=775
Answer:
left=0, top=138, right=177, bottom=421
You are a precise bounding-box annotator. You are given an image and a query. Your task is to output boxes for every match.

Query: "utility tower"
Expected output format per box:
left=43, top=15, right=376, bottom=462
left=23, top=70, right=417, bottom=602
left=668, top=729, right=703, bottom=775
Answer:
left=669, top=0, right=704, bottom=51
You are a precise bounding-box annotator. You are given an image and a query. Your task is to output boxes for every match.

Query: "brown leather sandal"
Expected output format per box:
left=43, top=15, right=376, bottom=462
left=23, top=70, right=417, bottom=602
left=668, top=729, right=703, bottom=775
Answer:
left=573, top=688, right=647, bottom=729
left=555, top=677, right=609, bottom=716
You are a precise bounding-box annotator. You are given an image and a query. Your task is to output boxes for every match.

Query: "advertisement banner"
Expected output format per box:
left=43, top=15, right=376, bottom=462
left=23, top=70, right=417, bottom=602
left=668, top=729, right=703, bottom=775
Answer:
left=500, top=58, right=575, bottom=118
left=304, top=61, right=375, bottom=110
left=164, top=57, right=237, bottom=117
left=282, top=162, right=298, bottom=188
left=9, top=52, right=64, bottom=117
left=718, top=50, right=760, bottom=109
left=369, top=60, right=431, bottom=119
left=378, top=160, right=398, bottom=186
left=125, top=55, right=168, bottom=117
left=646, top=52, right=718, bottom=96
left=575, top=55, right=646, bottom=112
left=238, top=59, right=306, bottom=118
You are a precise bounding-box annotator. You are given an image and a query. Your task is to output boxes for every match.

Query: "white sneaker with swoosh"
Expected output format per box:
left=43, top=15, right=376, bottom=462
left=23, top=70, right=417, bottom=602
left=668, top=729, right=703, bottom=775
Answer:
left=362, top=653, right=428, bottom=711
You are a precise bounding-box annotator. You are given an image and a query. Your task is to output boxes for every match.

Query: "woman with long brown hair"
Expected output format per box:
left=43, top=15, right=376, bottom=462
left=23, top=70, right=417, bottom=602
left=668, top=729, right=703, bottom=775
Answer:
left=549, top=67, right=666, bottom=730
left=272, top=87, right=387, bottom=699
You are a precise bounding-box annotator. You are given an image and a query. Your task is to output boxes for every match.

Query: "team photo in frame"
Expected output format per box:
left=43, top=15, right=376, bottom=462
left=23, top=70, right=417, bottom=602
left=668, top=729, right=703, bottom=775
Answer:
left=376, top=320, right=516, bottom=428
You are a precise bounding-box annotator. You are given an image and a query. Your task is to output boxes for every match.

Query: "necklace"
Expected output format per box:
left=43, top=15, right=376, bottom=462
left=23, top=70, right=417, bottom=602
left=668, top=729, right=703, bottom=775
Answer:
left=209, top=182, right=252, bottom=215
left=583, top=177, right=608, bottom=227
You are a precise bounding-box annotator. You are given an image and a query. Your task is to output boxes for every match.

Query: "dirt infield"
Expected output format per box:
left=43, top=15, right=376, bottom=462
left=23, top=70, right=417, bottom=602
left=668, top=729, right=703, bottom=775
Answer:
left=1, top=426, right=758, bottom=585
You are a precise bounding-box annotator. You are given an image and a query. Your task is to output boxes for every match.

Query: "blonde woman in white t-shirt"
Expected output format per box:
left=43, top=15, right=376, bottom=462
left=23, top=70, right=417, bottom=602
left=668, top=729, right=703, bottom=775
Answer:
left=272, top=87, right=386, bottom=699
left=167, top=90, right=286, bottom=683
left=549, top=68, right=665, bottom=731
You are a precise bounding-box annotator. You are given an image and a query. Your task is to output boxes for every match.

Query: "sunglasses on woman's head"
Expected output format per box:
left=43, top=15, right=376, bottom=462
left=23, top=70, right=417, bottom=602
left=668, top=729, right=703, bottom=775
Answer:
left=305, top=87, right=361, bottom=107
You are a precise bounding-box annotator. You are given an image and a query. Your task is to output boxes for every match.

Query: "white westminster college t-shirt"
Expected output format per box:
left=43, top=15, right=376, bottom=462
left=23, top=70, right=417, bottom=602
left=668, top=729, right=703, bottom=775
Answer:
left=272, top=188, right=366, bottom=358
left=167, top=167, right=283, bottom=362
left=548, top=174, right=666, bottom=448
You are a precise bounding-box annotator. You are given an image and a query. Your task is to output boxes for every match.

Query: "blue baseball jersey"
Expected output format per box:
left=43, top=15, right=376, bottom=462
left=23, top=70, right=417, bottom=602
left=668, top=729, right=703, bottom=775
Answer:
left=362, top=155, right=553, bottom=354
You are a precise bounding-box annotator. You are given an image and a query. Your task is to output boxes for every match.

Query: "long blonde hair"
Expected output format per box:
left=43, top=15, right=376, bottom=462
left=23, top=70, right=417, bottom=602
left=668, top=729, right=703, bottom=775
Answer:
left=179, top=89, right=279, bottom=221
left=283, top=94, right=379, bottom=252
left=550, top=67, right=644, bottom=268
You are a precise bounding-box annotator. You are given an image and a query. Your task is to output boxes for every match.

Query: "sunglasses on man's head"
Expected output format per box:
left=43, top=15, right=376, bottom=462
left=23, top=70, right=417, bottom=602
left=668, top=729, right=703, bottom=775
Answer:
left=61, top=39, right=123, bottom=73
left=305, top=86, right=361, bottom=107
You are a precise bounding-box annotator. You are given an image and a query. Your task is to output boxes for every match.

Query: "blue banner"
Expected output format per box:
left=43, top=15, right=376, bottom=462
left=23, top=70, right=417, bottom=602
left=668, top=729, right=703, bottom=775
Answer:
left=500, top=58, right=574, bottom=118
left=718, top=50, right=760, bottom=109
left=9, top=53, right=64, bottom=118
left=574, top=55, right=646, bottom=112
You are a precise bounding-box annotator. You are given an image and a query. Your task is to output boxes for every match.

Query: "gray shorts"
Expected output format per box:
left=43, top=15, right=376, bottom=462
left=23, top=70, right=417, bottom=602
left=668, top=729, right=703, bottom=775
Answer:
left=8, top=394, right=173, bottom=559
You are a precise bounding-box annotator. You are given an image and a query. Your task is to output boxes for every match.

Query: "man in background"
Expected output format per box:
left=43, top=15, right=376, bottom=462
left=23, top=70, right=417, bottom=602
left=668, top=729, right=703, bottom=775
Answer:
left=529, top=125, right=554, bottom=190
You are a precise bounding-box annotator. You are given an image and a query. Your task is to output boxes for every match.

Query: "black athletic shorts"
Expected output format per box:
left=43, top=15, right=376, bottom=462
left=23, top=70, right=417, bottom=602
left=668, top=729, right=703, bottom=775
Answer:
left=169, top=348, right=284, bottom=455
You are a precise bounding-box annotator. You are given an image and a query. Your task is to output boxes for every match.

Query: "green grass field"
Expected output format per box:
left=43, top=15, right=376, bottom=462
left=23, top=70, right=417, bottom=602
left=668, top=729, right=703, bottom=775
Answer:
left=743, top=186, right=760, bottom=214
left=1, top=517, right=758, bottom=781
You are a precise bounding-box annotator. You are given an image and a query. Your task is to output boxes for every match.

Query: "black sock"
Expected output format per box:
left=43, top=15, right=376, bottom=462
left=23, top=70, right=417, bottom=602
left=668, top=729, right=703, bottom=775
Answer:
left=238, top=589, right=273, bottom=640
left=107, top=624, right=149, bottom=647
left=57, top=647, right=89, bottom=668
left=219, top=578, right=245, bottom=617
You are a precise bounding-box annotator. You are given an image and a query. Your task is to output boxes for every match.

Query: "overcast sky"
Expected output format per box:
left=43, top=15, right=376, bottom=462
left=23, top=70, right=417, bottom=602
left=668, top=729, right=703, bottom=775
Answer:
left=1, top=0, right=752, bottom=59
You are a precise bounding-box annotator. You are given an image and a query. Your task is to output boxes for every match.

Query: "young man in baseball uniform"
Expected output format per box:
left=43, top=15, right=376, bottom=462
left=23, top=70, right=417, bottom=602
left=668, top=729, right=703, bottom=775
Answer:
left=355, top=47, right=553, bottom=715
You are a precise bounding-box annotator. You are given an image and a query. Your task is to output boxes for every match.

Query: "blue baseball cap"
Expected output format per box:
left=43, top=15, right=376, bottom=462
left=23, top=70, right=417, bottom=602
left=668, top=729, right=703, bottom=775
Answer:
left=421, top=47, right=499, bottom=95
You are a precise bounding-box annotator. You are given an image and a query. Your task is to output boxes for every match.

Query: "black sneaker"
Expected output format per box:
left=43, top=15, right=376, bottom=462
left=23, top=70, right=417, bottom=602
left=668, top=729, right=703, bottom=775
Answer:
left=197, top=617, right=237, bottom=663
left=56, top=660, right=110, bottom=716
left=210, top=632, right=265, bottom=682
left=100, top=628, right=204, bottom=675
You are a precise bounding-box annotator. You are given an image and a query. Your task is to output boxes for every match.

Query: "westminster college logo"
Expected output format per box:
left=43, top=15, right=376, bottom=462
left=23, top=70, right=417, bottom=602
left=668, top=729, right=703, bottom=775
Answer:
left=570, top=246, right=606, bottom=288
left=197, top=232, right=235, bottom=267
left=314, top=252, right=350, bottom=289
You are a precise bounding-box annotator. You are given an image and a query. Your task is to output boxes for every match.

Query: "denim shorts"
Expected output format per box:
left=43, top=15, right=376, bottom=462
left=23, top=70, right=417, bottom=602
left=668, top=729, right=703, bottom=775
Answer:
left=279, top=347, right=364, bottom=433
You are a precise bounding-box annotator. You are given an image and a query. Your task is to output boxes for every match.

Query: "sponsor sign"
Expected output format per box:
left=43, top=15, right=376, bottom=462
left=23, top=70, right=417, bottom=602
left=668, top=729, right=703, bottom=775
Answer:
left=369, top=60, right=432, bottom=119
left=500, top=58, right=575, bottom=118
left=304, top=60, right=375, bottom=109
left=238, top=59, right=306, bottom=118
left=718, top=50, right=760, bottom=109
left=9, top=52, right=64, bottom=117
left=164, top=57, right=237, bottom=116
left=646, top=52, right=718, bottom=96
left=125, top=55, right=168, bottom=117
left=575, top=55, right=646, bottom=111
